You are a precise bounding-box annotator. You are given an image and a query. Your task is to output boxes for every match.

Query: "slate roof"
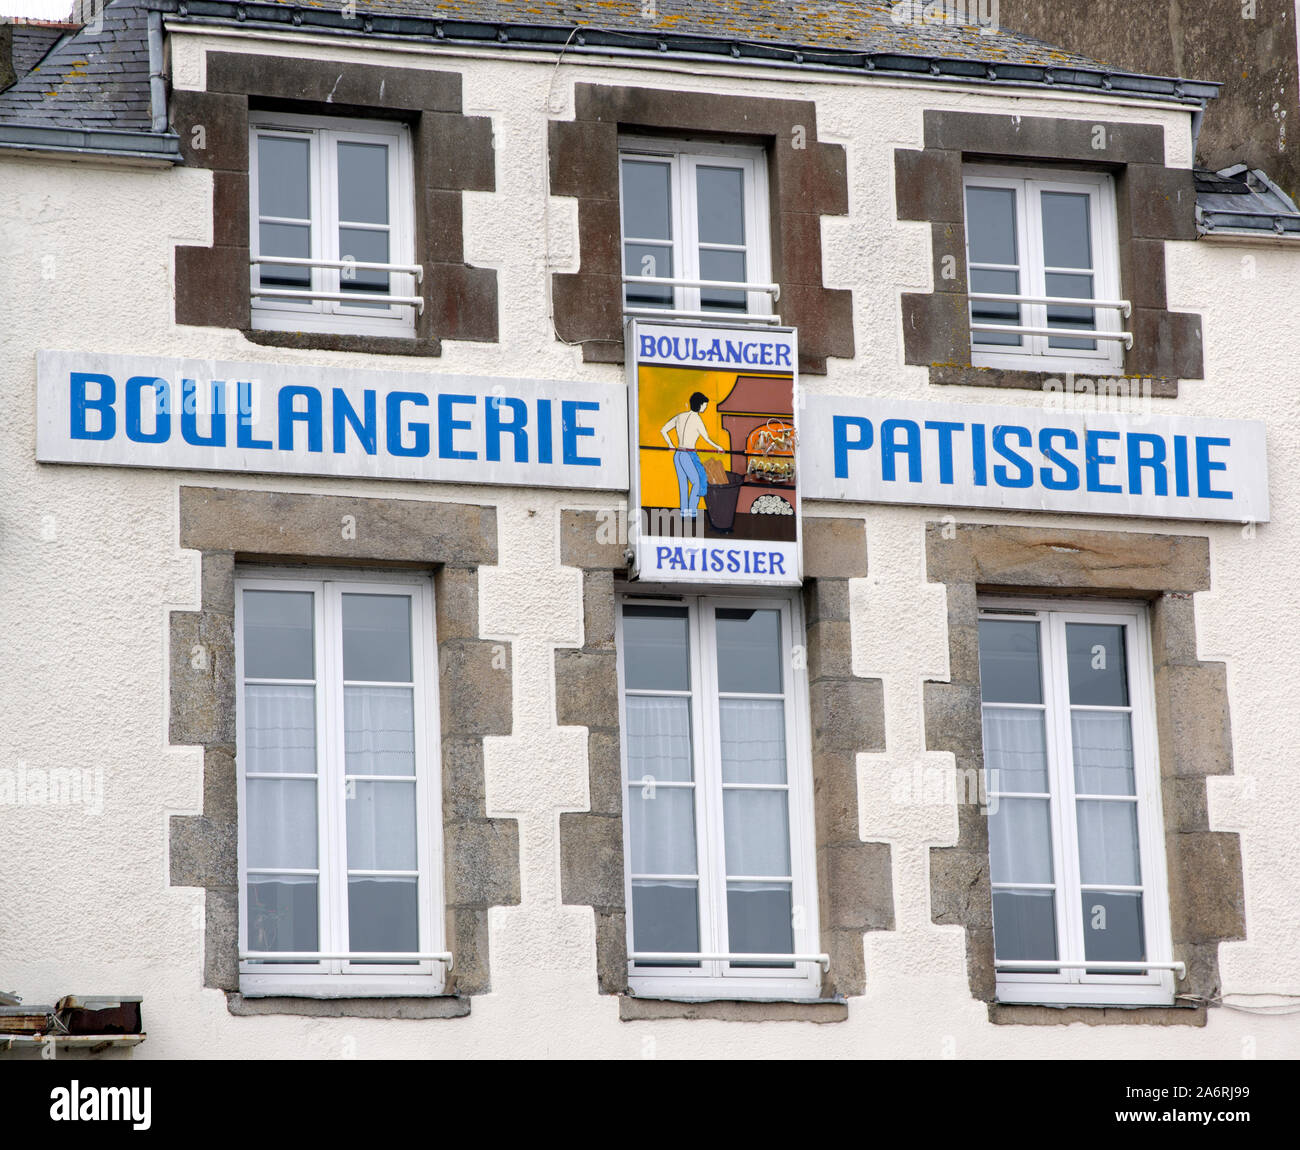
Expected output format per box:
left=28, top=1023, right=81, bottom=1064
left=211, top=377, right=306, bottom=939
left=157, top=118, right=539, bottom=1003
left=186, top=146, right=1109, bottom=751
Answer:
left=1196, top=165, right=1300, bottom=238
left=6, top=22, right=77, bottom=82
left=0, top=0, right=153, bottom=130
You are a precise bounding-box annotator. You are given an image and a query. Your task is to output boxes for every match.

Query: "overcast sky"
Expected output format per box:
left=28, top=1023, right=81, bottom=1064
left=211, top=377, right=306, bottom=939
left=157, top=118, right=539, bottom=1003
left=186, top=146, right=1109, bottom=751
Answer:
left=1, top=1, right=75, bottom=19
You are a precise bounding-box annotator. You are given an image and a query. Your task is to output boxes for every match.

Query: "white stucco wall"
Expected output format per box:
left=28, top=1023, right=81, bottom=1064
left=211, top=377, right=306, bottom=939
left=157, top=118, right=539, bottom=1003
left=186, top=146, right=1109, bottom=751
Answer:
left=0, top=26, right=1296, bottom=1058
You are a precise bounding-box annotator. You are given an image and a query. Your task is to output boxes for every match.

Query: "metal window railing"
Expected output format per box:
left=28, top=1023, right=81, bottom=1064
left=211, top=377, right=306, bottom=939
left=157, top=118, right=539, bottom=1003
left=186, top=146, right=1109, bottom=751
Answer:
left=629, top=951, right=830, bottom=971
left=995, top=959, right=1186, bottom=977
left=622, top=274, right=782, bottom=325
left=251, top=256, right=425, bottom=313
left=241, top=950, right=453, bottom=968
left=968, top=292, right=1133, bottom=350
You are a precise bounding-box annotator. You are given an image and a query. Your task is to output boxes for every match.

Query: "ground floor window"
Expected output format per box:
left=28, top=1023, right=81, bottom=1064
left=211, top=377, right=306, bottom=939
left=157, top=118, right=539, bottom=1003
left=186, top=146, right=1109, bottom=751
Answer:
left=235, top=571, right=445, bottom=997
left=618, top=592, right=822, bottom=1000
left=979, top=598, right=1175, bottom=1005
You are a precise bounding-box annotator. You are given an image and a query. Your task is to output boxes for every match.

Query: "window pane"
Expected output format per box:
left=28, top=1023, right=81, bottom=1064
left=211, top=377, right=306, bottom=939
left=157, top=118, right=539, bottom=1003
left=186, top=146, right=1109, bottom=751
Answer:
left=726, top=882, right=793, bottom=963
left=243, top=590, right=314, bottom=680
left=1081, top=890, right=1146, bottom=968
left=624, top=242, right=674, bottom=308
left=965, top=185, right=1018, bottom=265
left=631, top=879, right=699, bottom=961
left=622, top=606, right=690, bottom=691
left=992, top=889, right=1058, bottom=962
left=723, top=789, right=791, bottom=877
left=337, top=141, right=389, bottom=225
left=696, top=165, right=745, bottom=246
left=1045, top=270, right=1097, bottom=350
left=1066, top=623, right=1129, bottom=706
left=719, top=699, right=786, bottom=784
left=247, top=875, right=318, bottom=954
left=338, top=226, right=391, bottom=298
left=699, top=248, right=748, bottom=312
left=342, top=593, right=412, bottom=683
left=988, top=797, right=1053, bottom=884
left=981, top=707, right=1048, bottom=793
left=1076, top=800, right=1141, bottom=886
left=257, top=135, right=310, bottom=219
left=626, top=696, right=693, bottom=784
left=715, top=608, right=782, bottom=694
left=346, top=780, right=417, bottom=871
left=1072, top=711, right=1135, bottom=795
left=345, top=686, right=415, bottom=776
left=970, top=266, right=1022, bottom=346
left=257, top=222, right=311, bottom=288
left=246, top=778, right=317, bottom=869
left=348, top=876, right=417, bottom=956
left=978, top=619, right=1042, bottom=704
left=1041, top=191, right=1092, bottom=269
left=627, top=785, right=697, bottom=876
left=621, top=159, right=672, bottom=240
left=245, top=685, right=317, bottom=774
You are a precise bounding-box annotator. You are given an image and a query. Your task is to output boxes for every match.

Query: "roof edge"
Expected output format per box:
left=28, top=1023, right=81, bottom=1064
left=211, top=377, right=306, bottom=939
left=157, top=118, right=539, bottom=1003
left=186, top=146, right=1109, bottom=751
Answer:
left=156, top=2, right=1220, bottom=105
left=0, top=122, right=183, bottom=163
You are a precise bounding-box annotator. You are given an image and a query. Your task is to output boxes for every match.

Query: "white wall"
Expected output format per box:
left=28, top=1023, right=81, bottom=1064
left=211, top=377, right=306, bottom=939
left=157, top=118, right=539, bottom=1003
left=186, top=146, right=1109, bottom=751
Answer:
left=0, top=28, right=1295, bottom=1057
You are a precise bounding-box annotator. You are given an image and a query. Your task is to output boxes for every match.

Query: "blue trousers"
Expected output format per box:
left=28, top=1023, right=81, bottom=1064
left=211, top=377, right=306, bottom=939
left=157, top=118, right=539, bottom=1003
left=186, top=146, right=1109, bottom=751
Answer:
left=674, top=450, right=708, bottom=515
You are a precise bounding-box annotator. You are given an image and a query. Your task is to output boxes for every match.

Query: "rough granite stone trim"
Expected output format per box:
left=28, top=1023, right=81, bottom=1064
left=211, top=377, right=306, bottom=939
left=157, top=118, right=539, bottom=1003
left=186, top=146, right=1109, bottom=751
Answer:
left=227, top=994, right=471, bottom=1019
left=895, top=110, right=1203, bottom=392
left=619, top=997, right=848, bottom=1023
left=555, top=511, right=892, bottom=1006
left=170, top=52, right=498, bottom=355
left=923, top=522, right=1244, bottom=1025
left=168, top=486, right=519, bottom=1015
left=549, top=83, right=853, bottom=375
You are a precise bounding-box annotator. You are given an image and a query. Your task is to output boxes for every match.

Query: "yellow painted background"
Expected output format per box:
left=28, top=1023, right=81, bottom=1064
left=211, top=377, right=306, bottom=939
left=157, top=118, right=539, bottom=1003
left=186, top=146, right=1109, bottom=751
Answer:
left=637, top=365, right=736, bottom=510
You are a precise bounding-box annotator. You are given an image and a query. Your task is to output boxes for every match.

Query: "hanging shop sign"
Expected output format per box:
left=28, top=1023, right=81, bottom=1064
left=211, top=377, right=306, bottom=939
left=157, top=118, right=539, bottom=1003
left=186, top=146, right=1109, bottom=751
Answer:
left=627, top=320, right=802, bottom=586
left=800, top=394, right=1270, bottom=524
left=35, top=350, right=629, bottom=490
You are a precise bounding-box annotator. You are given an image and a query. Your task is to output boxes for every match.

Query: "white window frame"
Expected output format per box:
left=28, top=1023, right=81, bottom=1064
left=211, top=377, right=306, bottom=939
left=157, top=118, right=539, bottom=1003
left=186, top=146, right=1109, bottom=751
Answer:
left=963, top=166, right=1125, bottom=374
left=979, top=596, right=1175, bottom=1007
left=249, top=111, right=418, bottom=338
left=617, top=591, right=822, bottom=1001
left=235, top=569, right=444, bottom=998
left=619, top=137, right=774, bottom=320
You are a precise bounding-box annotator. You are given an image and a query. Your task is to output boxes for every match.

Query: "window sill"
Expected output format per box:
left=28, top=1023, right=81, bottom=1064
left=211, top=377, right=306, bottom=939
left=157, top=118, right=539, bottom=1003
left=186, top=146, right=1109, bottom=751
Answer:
left=226, top=993, right=470, bottom=1020
left=619, top=995, right=847, bottom=1024
left=243, top=328, right=434, bottom=358
left=929, top=362, right=1179, bottom=397
left=988, top=1002, right=1205, bottom=1027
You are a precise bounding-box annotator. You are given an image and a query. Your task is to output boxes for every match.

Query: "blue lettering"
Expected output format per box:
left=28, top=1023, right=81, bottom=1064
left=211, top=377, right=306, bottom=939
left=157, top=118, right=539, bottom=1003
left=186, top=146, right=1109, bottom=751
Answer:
left=971, top=423, right=988, bottom=487
left=925, top=421, right=964, bottom=485
left=277, top=385, right=323, bottom=453
left=237, top=382, right=272, bottom=450
left=1085, top=430, right=1122, bottom=494
left=1038, top=427, right=1080, bottom=491
left=562, top=400, right=601, bottom=466
left=1127, top=433, right=1168, bottom=496
left=438, top=394, right=477, bottom=461
left=770, top=552, right=786, bottom=576
left=70, top=372, right=115, bottom=441
left=753, top=553, right=768, bottom=575
left=1173, top=435, right=1191, bottom=498
left=640, top=335, right=657, bottom=359
left=775, top=345, right=792, bottom=367
left=537, top=399, right=554, bottom=465
left=125, top=376, right=170, bottom=444
left=386, top=391, right=430, bottom=458
left=881, top=419, right=922, bottom=483
left=833, top=416, right=873, bottom=479
left=992, top=425, right=1033, bottom=488
left=727, top=551, right=741, bottom=573
left=332, top=389, right=377, bottom=455
left=1195, top=436, right=1232, bottom=500
left=656, top=546, right=671, bottom=569
left=181, top=379, right=226, bottom=447
left=486, top=396, right=529, bottom=464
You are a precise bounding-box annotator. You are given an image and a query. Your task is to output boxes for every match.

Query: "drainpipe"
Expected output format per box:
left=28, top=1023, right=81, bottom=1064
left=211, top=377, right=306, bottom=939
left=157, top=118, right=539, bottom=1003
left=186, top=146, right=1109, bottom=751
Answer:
left=147, top=8, right=167, bottom=134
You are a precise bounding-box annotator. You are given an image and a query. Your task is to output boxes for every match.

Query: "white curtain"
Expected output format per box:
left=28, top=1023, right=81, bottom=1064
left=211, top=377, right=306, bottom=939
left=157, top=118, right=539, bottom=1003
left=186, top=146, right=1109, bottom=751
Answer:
left=981, top=707, right=1047, bottom=794
left=245, top=684, right=316, bottom=773
left=246, top=778, right=317, bottom=870
left=346, top=780, right=417, bottom=872
left=987, top=797, right=1053, bottom=886
left=625, top=696, right=692, bottom=783
left=719, top=699, right=786, bottom=784
left=722, top=789, right=791, bottom=878
left=1076, top=800, right=1141, bottom=886
left=1071, top=711, right=1135, bottom=795
left=344, top=686, right=415, bottom=776
left=625, top=697, right=696, bottom=876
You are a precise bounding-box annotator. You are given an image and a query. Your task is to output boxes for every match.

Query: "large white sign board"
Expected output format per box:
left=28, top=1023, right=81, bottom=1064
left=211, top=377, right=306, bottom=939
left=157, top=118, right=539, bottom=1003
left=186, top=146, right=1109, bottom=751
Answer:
left=36, top=351, right=629, bottom=491
left=800, top=394, right=1270, bottom=524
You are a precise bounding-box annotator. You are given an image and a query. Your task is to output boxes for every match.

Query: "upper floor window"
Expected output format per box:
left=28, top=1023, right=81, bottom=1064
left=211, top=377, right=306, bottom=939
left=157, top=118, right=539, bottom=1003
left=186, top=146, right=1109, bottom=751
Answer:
left=235, top=572, right=446, bottom=997
left=979, top=599, right=1175, bottom=1006
left=620, top=138, right=775, bottom=322
left=618, top=594, right=822, bottom=1000
left=249, top=112, right=419, bottom=338
left=964, top=167, right=1129, bottom=374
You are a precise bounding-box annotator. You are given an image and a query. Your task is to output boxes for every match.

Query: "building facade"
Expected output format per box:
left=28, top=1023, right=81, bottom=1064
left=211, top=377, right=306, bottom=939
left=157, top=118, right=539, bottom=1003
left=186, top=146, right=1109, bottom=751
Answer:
left=0, top=0, right=1297, bottom=1058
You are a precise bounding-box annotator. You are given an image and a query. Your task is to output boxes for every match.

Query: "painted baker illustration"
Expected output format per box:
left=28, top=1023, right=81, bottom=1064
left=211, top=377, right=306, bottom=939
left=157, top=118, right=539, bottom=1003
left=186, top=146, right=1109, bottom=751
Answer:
left=661, top=392, right=725, bottom=517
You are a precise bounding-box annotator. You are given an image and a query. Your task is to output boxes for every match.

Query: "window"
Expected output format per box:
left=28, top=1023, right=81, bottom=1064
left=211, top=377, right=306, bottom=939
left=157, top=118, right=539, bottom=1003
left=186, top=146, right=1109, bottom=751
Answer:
left=249, top=112, right=418, bottom=337
left=978, top=599, right=1175, bottom=1006
left=235, top=572, right=444, bottom=997
left=617, top=595, right=821, bottom=1000
left=963, top=168, right=1127, bottom=373
left=619, top=138, right=774, bottom=321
